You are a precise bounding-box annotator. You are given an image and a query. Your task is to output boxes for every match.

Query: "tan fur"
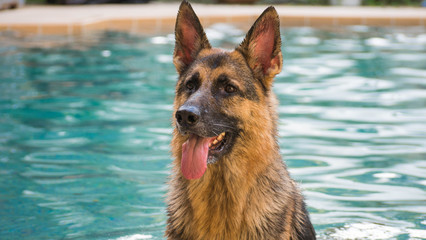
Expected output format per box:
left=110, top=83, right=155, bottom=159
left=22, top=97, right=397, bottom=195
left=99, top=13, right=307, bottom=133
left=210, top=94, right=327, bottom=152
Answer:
left=166, top=2, right=315, bottom=240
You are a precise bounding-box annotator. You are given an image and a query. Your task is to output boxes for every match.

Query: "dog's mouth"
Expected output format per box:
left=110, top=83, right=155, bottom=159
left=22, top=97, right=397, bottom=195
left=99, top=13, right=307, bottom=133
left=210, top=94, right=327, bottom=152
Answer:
left=181, top=131, right=233, bottom=180
left=208, top=132, right=228, bottom=152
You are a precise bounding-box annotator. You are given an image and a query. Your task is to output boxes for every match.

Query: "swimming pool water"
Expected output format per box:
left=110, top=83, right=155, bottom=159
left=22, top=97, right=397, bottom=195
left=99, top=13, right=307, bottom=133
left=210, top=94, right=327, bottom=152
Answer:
left=0, top=25, right=425, bottom=240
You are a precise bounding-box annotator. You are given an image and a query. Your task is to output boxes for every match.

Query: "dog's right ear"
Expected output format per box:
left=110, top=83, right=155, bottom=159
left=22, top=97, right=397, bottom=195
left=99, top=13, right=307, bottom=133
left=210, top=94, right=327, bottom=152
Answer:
left=174, top=1, right=211, bottom=74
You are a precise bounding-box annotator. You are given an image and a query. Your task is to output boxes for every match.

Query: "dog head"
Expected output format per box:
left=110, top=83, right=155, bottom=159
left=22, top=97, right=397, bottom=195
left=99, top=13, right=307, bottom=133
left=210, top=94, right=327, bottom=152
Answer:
left=173, top=1, right=282, bottom=180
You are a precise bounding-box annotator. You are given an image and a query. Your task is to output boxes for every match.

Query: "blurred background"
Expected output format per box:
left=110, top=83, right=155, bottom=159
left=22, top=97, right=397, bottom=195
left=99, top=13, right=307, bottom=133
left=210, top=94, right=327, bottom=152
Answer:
left=1, top=0, right=426, bottom=8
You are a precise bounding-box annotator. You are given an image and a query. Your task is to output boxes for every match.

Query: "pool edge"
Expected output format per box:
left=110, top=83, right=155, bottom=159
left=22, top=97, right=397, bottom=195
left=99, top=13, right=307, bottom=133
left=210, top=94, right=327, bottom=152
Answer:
left=0, top=4, right=425, bottom=36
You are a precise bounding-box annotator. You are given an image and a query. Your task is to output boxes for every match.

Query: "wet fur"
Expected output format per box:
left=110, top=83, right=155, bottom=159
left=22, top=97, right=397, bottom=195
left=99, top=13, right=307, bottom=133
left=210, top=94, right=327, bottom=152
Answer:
left=166, top=1, right=316, bottom=239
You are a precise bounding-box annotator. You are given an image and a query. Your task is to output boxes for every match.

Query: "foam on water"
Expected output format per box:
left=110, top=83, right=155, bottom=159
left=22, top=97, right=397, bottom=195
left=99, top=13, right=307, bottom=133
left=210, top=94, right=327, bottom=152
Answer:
left=0, top=26, right=425, bottom=239
left=115, top=234, right=152, bottom=240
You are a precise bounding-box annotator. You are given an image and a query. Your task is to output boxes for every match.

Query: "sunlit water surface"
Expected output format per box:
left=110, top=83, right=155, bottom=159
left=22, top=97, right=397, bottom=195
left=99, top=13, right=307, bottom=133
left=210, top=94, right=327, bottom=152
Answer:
left=1, top=25, right=425, bottom=239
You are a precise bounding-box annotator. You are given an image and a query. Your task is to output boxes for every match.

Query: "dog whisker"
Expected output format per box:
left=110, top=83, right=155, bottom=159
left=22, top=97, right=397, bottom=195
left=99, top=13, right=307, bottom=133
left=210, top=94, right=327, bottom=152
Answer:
left=211, top=123, right=236, bottom=132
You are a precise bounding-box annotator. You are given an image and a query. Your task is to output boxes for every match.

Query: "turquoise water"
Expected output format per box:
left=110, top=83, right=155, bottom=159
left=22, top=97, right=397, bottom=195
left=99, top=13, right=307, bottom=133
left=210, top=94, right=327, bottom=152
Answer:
left=1, top=25, right=425, bottom=240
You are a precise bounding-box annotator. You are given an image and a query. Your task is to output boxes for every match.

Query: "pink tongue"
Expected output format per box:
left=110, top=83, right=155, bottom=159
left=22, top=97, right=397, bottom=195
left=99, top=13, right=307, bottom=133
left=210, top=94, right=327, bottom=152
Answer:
left=181, top=134, right=211, bottom=180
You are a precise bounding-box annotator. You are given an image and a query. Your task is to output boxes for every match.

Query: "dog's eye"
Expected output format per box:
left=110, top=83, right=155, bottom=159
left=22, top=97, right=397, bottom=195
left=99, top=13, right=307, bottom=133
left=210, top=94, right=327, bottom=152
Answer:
left=225, top=84, right=237, bottom=94
left=186, top=81, right=195, bottom=90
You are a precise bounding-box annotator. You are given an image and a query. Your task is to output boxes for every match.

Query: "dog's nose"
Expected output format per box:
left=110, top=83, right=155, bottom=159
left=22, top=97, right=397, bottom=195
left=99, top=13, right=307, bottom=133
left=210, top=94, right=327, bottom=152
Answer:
left=176, top=106, right=200, bottom=127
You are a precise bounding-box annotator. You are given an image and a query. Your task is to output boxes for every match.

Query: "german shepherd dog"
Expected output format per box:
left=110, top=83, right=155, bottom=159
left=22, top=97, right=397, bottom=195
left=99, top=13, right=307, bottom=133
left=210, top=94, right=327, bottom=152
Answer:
left=166, top=1, right=316, bottom=239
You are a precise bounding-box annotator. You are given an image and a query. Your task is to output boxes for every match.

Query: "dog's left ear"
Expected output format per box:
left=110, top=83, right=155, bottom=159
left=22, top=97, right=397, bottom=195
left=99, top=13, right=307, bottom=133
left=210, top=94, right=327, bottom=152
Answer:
left=236, top=7, right=282, bottom=90
left=174, top=1, right=211, bottom=74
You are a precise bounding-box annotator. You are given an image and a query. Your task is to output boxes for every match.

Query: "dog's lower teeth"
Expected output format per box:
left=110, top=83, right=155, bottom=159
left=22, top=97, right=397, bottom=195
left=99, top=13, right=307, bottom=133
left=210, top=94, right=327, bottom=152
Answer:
left=217, top=132, right=225, bottom=141
left=209, top=132, right=226, bottom=150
